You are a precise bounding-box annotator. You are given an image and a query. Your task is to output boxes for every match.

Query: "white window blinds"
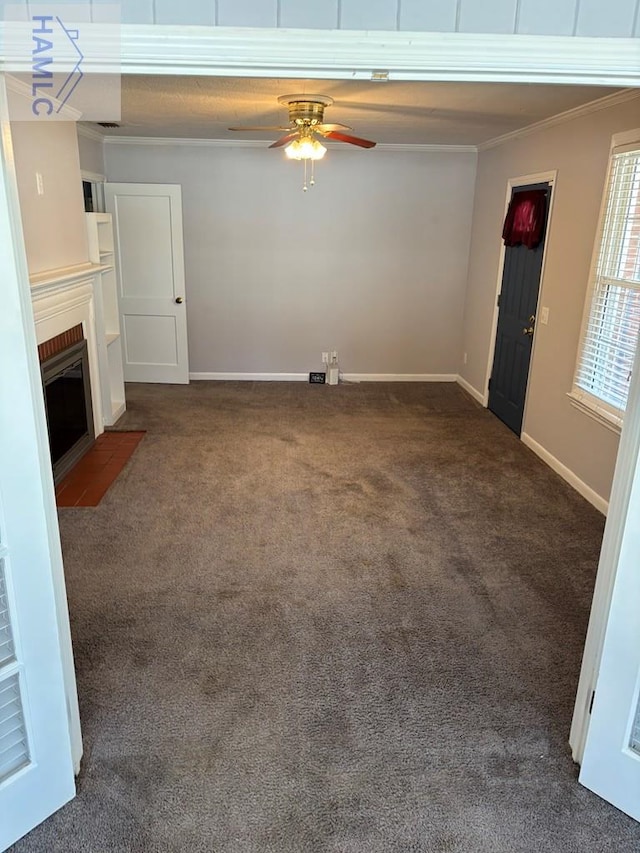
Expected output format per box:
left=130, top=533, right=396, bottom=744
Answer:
left=572, top=146, right=640, bottom=425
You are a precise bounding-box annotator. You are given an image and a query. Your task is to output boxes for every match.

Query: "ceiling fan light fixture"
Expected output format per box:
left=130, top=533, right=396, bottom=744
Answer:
left=284, top=137, right=327, bottom=161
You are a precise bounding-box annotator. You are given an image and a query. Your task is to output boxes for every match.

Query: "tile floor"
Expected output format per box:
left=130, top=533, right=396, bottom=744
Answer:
left=55, top=431, right=145, bottom=507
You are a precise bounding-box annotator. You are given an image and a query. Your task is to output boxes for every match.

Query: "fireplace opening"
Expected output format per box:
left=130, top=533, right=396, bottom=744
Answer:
left=41, top=339, right=95, bottom=484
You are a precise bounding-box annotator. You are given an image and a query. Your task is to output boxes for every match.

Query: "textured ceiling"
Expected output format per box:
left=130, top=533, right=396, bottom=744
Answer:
left=95, top=76, right=623, bottom=146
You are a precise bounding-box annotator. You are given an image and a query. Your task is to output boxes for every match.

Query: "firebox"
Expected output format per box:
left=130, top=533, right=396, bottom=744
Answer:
left=41, top=339, right=95, bottom=484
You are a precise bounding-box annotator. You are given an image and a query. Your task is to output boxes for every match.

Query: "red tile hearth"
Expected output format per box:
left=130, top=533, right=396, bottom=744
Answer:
left=55, top=431, right=146, bottom=507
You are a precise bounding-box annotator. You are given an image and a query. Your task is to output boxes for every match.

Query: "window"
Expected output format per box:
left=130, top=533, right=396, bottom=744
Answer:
left=570, top=139, right=640, bottom=430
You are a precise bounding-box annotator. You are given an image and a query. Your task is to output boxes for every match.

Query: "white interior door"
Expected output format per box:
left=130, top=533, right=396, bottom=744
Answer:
left=0, top=83, right=76, bottom=849
left=579, top=449, right=640, bottom=819
left=105, top=183, right=189, bottom=384
left=578, top=331, right=640, bottom=821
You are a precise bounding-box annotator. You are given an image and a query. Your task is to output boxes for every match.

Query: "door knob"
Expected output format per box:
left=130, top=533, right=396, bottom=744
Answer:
left=522, top=326, right=534, bottom=336
left=175, top=297, right=183, bottom=304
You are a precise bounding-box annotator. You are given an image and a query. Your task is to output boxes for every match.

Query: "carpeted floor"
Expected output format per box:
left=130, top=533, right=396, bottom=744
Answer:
left=12, top=381, right=640, bottom=852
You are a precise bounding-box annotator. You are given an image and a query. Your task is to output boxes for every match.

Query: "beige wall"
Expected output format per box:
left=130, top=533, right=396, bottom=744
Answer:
left=460, top=95, right=640, bottom=504
left=11, top=121, right=88, bottom=275
left=104, top=143, right=477, bottom=376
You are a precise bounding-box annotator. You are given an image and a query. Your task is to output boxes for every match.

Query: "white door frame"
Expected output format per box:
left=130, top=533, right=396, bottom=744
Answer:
left=1, top=28, right=638, bottom=813
left=576, top=339, right=640, bottom=812
left=0, top=75, right=82, bottom=771
left=107, top=28, right=637, bottom=775
left=569, top=323, right=640, bottom=766
left=482, top=171, right=558, bottom=414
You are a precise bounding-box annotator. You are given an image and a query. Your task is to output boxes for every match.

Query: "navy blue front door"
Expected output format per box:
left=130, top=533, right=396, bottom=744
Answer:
left=488, top=183, right=551, bottom=435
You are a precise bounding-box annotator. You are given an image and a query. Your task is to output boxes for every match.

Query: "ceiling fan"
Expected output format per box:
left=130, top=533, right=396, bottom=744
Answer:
left=229, top=94, right=376, bottom=158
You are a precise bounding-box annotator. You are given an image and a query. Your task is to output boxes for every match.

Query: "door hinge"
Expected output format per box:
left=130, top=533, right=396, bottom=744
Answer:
left=497, top=294, right=501, bottom=307
left=589, top=690, right=596, bottom=714
left=488, top=378, right=492, bottom=391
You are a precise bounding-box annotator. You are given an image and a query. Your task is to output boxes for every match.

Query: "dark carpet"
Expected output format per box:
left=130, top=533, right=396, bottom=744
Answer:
left=12, top=381, right=640, bottom=852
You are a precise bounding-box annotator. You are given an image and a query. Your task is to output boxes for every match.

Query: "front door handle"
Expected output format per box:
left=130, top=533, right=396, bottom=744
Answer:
left=522, top=326, right=534, bottom=336
left=175, top=297, right=183, bottom=304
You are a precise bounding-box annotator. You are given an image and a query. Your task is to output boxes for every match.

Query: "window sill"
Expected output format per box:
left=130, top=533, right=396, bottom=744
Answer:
left=567, top=390, right=622, bottom=435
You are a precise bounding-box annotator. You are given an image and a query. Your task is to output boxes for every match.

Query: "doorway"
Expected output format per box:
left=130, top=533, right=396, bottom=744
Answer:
left=488, top=180, right=552, bottom=435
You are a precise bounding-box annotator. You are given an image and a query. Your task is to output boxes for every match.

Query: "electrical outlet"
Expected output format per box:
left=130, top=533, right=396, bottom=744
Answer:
left=330, top=350, right=338, bottom=362
left=321, top=352, right=329, bottom=364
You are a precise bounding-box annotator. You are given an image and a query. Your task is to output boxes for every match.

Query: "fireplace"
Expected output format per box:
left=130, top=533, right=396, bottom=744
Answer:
left=40, top=328, right=95, bottom=484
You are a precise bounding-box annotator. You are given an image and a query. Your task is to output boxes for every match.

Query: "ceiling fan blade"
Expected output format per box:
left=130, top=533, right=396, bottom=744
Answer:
left=316, top=123, right=352, bottom=132
left=228, top=126, right=292, bottom=132
left=319, top=130, right=376, bottom=148
left=268, top=132, right=299, bottom=149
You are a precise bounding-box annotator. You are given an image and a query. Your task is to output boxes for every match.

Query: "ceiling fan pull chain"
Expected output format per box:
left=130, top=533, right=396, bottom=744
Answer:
left=303, top=158, right=308, bottom=192
left=310, top=159, right=315, bottom=188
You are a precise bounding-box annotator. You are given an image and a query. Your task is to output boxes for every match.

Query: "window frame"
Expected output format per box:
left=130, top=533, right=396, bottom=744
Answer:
left=568, top=128, right=640, bottom=433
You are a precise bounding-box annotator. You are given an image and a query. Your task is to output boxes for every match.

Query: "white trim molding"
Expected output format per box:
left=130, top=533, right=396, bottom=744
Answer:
left=567, top=390, right=623, bottom=434
left=3, top=25, right=639, bottom=86
left=112, top=28, right=640, bottom=86
left=190, top=372, right=459, bottom=383
left=341, top=373, right=457, bottom=382
left=521, top=432, right=609, bottom=516
left=190, top=372, right=308, bottom=381
left=456, top=375, right=486, bottom=405
left=101, top=135, right=477, bottom=153
left=76, top=125, right=107, bottom=144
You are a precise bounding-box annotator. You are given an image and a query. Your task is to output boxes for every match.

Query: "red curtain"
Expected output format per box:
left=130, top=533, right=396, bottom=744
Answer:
left=502, top=190, right=547, bottom=249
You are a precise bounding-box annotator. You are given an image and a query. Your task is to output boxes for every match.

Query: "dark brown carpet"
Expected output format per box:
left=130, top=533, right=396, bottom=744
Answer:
left=11, top=381, right=640, bottom=852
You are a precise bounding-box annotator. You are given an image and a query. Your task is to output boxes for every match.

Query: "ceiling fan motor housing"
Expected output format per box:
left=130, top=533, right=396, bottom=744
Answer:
left=278, top=94, right=334, bottom=128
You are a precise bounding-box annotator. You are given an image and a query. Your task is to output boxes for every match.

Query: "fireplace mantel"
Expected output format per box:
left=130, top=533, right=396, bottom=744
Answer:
left=31, top=264, right=106, bottom=437
left=30, top=262, right=104, bottom=294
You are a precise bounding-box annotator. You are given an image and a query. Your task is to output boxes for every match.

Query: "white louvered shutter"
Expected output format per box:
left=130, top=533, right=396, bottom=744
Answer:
left=0, top=558, right=30, bottom=786
left=573, top=147, right=640, bottom=423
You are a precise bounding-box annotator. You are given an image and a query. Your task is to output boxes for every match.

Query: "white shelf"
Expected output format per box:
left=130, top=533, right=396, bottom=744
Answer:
left=86, top=213, right=126, bottom=428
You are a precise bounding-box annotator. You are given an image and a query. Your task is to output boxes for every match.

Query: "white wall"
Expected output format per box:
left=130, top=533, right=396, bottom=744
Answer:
left=77, top=132, right=105, bottom=176
left=2, top=0, right=638, bottom=35
left=459, top=95, right=640, bottom=505
left=104, top=142, right=477, bottom=376
left=11, top=121, right=89, bottom=275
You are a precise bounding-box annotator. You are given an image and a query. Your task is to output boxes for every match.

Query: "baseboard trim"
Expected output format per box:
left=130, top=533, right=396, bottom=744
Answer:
left=189, top=372, right=308, bottom=381
left=341, top=373, right=457, bottom=382
left=456, top=375, right=486, bottom=405
left=521, top=432, right=609, bottom=515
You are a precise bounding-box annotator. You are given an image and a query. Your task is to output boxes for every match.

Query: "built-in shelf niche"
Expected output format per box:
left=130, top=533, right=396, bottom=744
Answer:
left=85, top=213, right=125, bottom=425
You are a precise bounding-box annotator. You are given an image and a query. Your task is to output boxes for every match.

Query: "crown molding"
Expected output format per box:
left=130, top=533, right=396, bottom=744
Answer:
left=103, top=137, right=268, bottom=148
left=77, top=124, right=107, bottom=143
left=5, top=73, right=82, bottom=121
left=115, top=27, right=640, bottom=86
left=478, top=88, right=640, bottom=151
left=101, top=135, right=477, bottom=153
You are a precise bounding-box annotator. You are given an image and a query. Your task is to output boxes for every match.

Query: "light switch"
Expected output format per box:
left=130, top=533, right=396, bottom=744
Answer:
left=36, top=172, right=44, bottom=196
left=540, top=306, right=549, bottom=325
